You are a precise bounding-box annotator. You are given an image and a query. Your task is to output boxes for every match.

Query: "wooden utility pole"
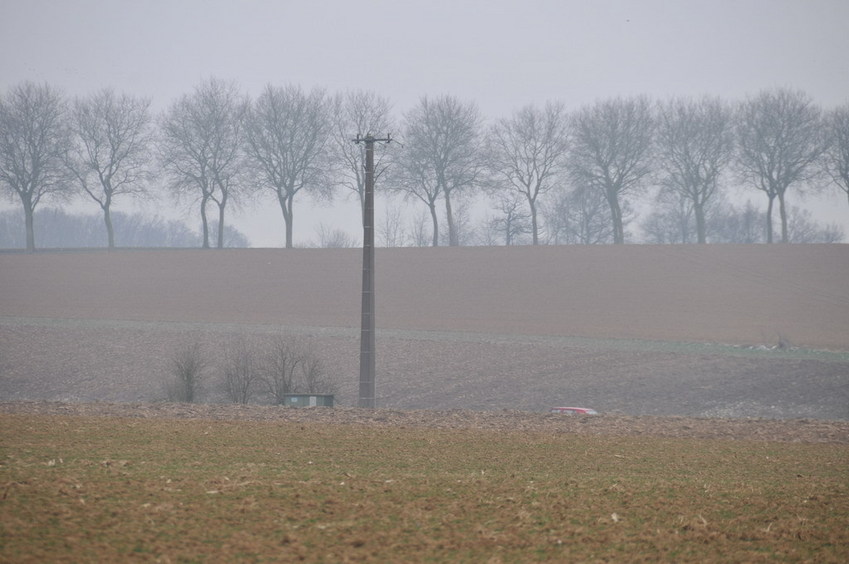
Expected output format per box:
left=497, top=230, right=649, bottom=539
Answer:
left=353, top=133, right=391, bottom=408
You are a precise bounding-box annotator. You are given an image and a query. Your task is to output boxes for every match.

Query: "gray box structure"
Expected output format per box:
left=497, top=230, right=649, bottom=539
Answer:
left=282, top=394, right=335, bottom=407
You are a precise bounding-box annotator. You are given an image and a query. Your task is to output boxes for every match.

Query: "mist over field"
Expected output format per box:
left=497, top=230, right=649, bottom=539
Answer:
left=3, top=4, right=849, bottom=562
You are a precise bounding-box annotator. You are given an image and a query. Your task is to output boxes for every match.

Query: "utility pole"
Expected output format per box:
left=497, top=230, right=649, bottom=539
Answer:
left=353, top=133, right=391, bottom=408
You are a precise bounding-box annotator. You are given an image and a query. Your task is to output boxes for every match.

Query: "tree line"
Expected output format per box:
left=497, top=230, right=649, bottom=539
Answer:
left=0, top=208, right=249, bottom=249
left=1, top=80, right=846, bottom=251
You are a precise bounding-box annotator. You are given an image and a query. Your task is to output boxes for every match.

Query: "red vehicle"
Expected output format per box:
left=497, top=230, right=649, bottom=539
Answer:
left=549, top=407, right=599, bottom=415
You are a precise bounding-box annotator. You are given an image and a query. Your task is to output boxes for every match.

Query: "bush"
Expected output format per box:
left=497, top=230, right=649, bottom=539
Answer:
left=261, top=340, right=301, bottom=405
left=260, top=339, right=337, bottom=404
left=299, top=345, right=337, bottom=396
left=221, top=339, right=259, bottom=404
left=165, top=343, right=207, bottom=403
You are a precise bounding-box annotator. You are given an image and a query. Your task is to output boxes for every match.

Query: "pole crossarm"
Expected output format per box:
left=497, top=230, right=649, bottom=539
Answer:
left=352, top=133, right=392, bottom=145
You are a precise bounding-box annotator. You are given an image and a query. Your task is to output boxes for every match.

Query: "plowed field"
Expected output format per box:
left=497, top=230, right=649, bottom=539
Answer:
left=1, top=245, right=847, bottom=419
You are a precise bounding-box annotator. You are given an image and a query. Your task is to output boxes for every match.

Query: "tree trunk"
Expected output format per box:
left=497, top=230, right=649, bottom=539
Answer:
left=608, top=194, right=624, bottom=245
left=276, top=191, right=295, bottom=249
left=200, top=198, right=210, bottom=249
left=777, top=191, right=789, bottom=243
left=217, top=202, right=226, bottom=249
left=765, top=195, right=775, bottom=244
left=429, top=202, right=439, bottom=247
left=23, top=196, right=36, bottom=253
left=444, top=192, right=458, bottom=246
left=694, top=202, right=706, bottom=244
left=104, top=206, right=115, bottom=249
left=529, top=196, right=539, bottom=245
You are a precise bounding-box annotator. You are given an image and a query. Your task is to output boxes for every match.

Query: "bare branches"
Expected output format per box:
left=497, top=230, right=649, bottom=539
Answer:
left=244, top=84, right=334, bottom=248
left=222, top=338, right=259, bottom=404
left=486, top=102, right=570, bottom=244
left=823, top=104, right=849, bottom=207
left=488, top=192, right=532, bottom=246
left=0, top=82, right=71, bottom=251
left=735, top=88, right=826, bottom=243
left=260, top=339, right=302, bottom=404
left=159, top=78, right=248, bottom=249
left=166, top=343, right=207, bottom=403
left=67, top=88, right=154, bottom=248
left=546, top=185, right=619, bottom=245
left=259, top=339, right=333, bottom=404
left=394, top=95, right=483, bottom=246
left=568, top=96, right=655, bottom=244
left=332, top=90, right=394, bottom=215
left=656, top=97, right=734, bottom=243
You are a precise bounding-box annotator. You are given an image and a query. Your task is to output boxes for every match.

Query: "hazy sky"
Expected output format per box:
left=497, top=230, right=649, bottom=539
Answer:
left=2, top=0, right=848, bottom=246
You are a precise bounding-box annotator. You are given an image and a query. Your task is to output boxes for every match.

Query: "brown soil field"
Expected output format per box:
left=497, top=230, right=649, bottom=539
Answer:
left=3, top=411, right=847, bottom=563
left=1, top=245, right=848, bottom=422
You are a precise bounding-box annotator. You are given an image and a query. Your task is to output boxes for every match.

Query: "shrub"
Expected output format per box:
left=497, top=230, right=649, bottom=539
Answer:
left=260, top=339, right=338, bottom=404
left=221, top=339, right=259, bottom=404
left=165, top=343, right=207, bottom=403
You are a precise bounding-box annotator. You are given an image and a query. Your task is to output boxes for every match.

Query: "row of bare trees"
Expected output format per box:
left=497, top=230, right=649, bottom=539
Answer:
left=0, top=80, right=384, bottom=251
left=2, top=80, right=847, bottom=251
left=165, top=339, right=338, bottom=405
left=486, top=92, right=846, bottom=245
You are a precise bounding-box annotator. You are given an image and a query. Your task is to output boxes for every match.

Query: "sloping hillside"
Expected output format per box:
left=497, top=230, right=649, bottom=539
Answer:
left=1, top=245, right=847, bottom=418
left=1, top=244, right=848, bottom=348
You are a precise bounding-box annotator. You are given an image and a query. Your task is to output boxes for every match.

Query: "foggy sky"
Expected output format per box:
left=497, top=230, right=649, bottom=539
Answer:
left=2, top=0, right=848, bottom=247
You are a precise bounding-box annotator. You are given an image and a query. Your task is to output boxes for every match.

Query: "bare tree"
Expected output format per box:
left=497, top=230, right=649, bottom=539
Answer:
left=394, top=95, right=483, bottom=246
left=332, top=90, right=394, bottom=217
left=258, top=339, right=338, bottom=401
left=378, top=201, right=408, bottom=247
left=222, top=338, right=259, bottom=404
left=166, top=343, right=207, bottom=403
left=160, top=78, right=248, bottom=249
left=707, top=200, right=766, bottom=244
left=0, top=82, right=71, bottom=252
left=312, top=223, right=358, bottom=248
left=735, top=88, right=825, bottom=243
left=67, top=89, right=153, bottom=248
left=486, top=102, right=569, bottom=245
left=546, top=184, right=619, bottom=245
left=641, top=189, right=696, bottom=244
left=244, top=84, right=334, bottom=248
left=568, top=96, right=654, bottom=244
left=390, top=145, right=441, bottom=246
left=439, top=196, right=478, bottom=246
left=298, top=346, right=337, bottom=395
left=786, top=207, right=844, bottom=243
left=408, top=208, right=432, bottom=247
left=261, top=339, right=303, bottom=405
left=656, top=96, right=734, bottom=243
left=489, top=191, right=532, bottom=245
left=823, top=104, right=849, bottom=208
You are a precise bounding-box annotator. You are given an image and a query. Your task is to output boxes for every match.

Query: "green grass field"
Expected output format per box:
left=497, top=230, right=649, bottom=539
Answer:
left=2, top=414, right=847, bottom=563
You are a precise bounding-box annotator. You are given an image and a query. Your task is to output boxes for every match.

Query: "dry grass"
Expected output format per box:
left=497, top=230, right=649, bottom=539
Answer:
left=2, top=412, right=848, bottom=563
